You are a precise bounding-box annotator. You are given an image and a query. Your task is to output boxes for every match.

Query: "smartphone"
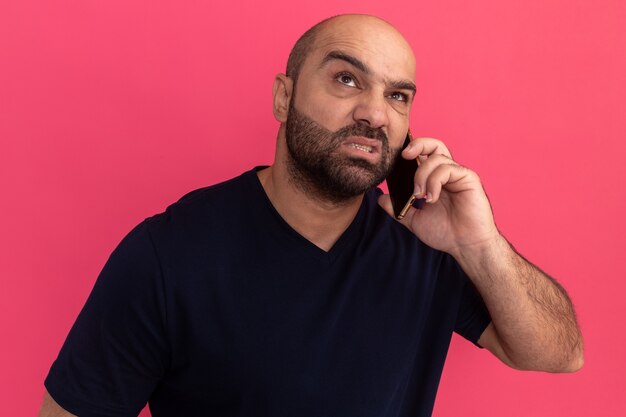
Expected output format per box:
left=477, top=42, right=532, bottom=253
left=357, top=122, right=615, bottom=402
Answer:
left=386, top=131, right=424, bottom=219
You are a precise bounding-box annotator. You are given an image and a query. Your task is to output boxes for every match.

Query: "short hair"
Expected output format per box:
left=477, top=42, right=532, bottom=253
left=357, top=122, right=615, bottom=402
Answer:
left=285, top=17, right=334, bottom=82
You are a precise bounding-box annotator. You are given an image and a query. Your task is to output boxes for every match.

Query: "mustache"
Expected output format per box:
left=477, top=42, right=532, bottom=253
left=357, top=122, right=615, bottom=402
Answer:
left=332, top=123, right=388, bottom=144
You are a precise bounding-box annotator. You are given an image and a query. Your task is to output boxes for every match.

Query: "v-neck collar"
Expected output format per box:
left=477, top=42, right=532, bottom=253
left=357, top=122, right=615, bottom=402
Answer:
left=246, top=167, right=368, bottom=265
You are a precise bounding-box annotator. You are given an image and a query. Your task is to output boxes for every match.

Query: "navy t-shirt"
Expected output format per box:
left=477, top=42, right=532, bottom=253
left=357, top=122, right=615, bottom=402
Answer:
left=45, top=167, right=491, bottom=417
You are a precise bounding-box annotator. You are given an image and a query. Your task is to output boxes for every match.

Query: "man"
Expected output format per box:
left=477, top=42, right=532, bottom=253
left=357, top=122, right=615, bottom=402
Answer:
left=40, top=14, right=583, bottom=417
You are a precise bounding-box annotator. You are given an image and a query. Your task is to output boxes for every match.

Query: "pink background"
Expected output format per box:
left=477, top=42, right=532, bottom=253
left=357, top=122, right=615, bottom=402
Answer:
left=1, top=0, right=625, bottom=415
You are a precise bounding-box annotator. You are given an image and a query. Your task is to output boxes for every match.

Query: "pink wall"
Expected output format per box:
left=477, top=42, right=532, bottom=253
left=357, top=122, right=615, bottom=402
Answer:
left=1, top=0, right=625, bottom=415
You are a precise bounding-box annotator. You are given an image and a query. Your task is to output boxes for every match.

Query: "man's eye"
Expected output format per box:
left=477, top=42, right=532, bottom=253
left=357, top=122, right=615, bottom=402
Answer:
left=336, top=73, right=357, bottom=87
left=389, top=92, right=408, bottom=102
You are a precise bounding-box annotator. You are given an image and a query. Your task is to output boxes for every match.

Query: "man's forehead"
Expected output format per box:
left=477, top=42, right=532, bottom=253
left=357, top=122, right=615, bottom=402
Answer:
left=307, top=16, right=416, bottom=80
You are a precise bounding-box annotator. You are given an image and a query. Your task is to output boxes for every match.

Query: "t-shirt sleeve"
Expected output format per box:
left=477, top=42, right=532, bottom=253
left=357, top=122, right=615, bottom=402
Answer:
left=45, top=221, right=169, bottom=417
left=453, top=264, right=492, bottom=347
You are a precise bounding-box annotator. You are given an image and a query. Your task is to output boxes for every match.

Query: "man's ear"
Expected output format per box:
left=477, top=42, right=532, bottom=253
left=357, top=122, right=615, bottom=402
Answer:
left=272, top=74, right=293, bottom=123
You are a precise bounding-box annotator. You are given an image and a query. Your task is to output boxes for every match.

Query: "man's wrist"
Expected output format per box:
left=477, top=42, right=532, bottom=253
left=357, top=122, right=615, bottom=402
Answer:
left=450, top=233, right=512, bottom=281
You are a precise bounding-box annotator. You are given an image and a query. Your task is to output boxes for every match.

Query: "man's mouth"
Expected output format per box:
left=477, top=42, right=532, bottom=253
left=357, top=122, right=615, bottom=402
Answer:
left=349, top=143, right=373, bottom=153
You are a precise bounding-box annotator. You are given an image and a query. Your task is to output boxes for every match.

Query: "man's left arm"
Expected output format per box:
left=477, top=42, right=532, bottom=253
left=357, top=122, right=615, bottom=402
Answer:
left=378, top=136, right=584, bottom=373
left=456, top=233, right=583, bottom=372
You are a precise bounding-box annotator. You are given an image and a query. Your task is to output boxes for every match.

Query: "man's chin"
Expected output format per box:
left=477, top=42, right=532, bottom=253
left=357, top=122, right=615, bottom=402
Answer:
left=331, top=164, right=388, bottom=193
left=344, top=159, right=389, bottom=184
left=286, top=153, right=389, bottom=202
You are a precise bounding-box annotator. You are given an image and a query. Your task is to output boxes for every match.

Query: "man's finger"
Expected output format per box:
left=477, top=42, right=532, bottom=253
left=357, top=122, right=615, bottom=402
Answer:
left=413, top=154, right=457, bottom=197
left=402, top=137, right=452, bottom=160
left=425, top=164, right=478, bottom=204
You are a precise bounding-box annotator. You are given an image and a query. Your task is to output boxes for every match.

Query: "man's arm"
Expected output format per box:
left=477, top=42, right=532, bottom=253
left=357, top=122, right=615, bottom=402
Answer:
left=378, top=136, right=584, bottom=372
left=458, top=235, right=583, bottom=372
left=38, top=391, right=76, bottom=417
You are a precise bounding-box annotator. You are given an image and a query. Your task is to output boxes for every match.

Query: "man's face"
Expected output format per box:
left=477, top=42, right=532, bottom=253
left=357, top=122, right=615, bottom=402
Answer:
left=283, top=16, right=417, bottom=202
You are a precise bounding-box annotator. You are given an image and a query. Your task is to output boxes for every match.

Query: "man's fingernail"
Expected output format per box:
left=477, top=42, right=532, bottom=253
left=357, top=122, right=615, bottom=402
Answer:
left=425, top=193, right=433, bottom=203
left=414, top=185, right=421, bottom=196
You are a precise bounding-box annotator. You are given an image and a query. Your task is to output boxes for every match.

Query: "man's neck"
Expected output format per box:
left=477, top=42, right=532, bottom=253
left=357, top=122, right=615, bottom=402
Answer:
left=257, top=165, right=364, bottom=252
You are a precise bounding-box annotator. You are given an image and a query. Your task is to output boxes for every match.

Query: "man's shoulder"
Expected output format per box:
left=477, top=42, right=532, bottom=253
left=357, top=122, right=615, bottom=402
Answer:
left=142, top=168, right=261, bottom=236
left=174, top=168, right=259, bottom=209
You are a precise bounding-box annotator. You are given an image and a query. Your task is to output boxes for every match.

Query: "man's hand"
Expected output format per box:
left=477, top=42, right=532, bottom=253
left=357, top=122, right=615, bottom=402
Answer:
left=378, top=136, right=499, bottom=258
left=378, top=136, right=584, bottom=373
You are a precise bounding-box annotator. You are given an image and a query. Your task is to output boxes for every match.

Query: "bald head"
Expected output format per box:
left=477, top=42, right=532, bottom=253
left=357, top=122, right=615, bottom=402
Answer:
left=286, top=14, right=415, bottom=84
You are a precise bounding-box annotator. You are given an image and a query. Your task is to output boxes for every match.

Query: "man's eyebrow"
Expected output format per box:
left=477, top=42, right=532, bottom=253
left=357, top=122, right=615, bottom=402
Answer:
left=320, top=50, right=369, bottom=74
left=320, top=50, right=417, bottom=96
left=389, top=80, right=417, bottom=96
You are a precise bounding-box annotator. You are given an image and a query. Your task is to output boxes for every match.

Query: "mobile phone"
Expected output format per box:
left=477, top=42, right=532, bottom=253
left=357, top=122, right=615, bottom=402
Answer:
left=386, top=131, right=424, bottom=219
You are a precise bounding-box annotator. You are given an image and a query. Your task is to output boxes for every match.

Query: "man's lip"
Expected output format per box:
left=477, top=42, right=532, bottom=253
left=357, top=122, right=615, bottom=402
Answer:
left=342, top=136, right=382, bottom=153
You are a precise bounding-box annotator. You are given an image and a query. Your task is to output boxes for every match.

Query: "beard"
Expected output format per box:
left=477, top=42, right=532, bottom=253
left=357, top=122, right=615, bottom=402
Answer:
left=285, top=104, right=397, bottom=204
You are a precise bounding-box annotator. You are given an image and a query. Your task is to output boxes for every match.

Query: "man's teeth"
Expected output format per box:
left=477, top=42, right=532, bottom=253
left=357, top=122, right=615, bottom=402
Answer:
left=350, top=143, right=373, bottom=153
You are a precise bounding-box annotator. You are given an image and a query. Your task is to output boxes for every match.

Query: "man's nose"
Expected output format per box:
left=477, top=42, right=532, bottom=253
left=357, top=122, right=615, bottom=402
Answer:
left=352, top=91, right=389, bottom=129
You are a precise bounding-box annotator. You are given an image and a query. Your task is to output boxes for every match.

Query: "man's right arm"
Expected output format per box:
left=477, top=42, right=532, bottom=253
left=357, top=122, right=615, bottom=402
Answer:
left=42, top=222, right=168, bottom=415
left=38, top=391, right=76, bottom=417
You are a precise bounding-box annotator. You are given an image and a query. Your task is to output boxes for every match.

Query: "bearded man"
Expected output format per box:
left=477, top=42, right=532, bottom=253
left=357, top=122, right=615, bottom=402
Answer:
left=40, top=14, right=583, bottom=417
